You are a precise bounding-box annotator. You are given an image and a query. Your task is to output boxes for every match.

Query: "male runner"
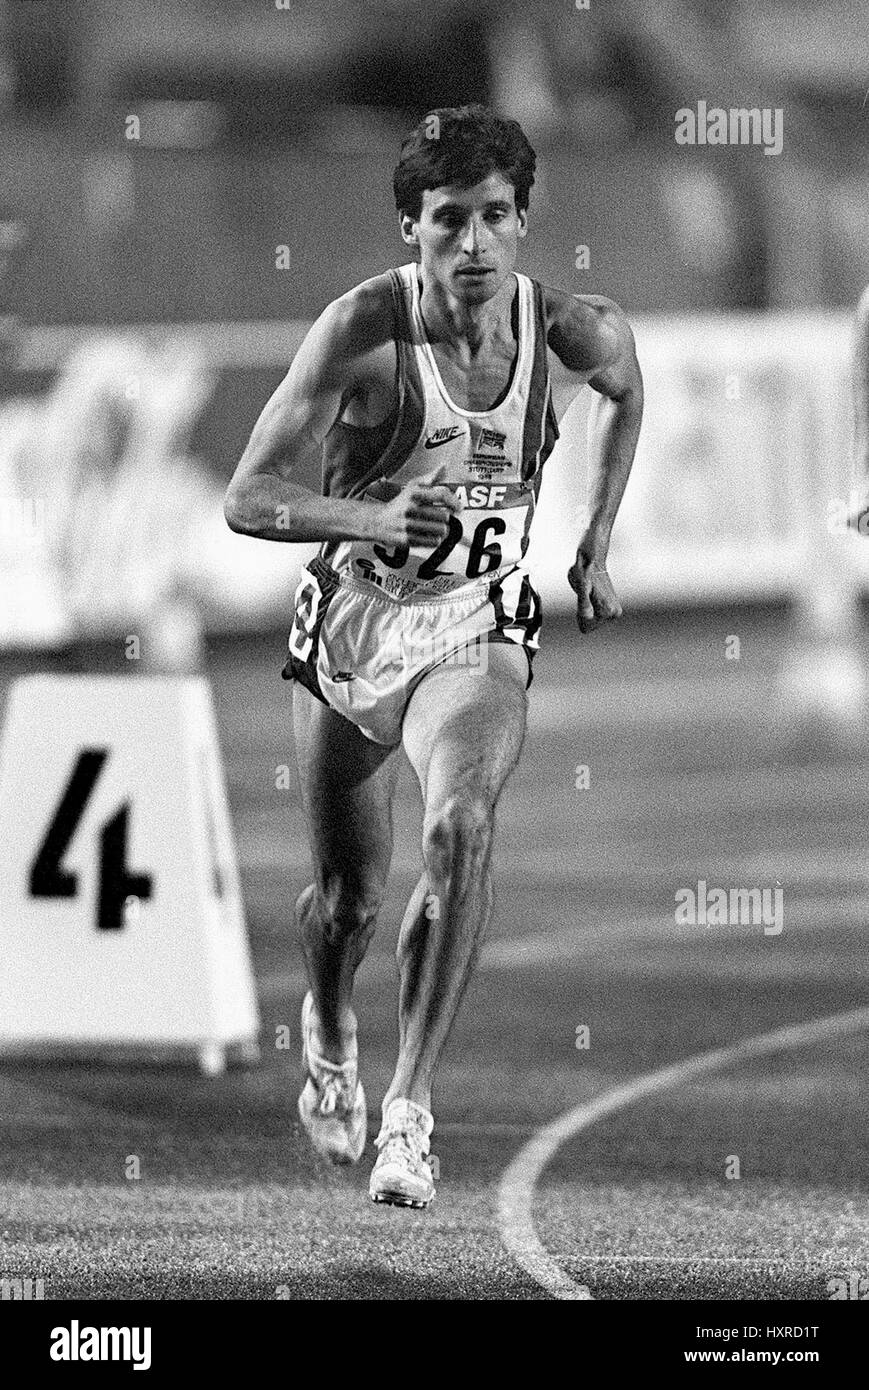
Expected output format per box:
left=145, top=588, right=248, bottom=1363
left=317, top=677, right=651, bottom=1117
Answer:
left=224, top=105, right=643, bottom=1208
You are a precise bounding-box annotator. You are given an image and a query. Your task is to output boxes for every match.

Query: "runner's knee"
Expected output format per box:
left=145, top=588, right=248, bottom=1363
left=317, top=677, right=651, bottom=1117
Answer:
left=296, top=875, right=384, bottom=942
left=422, top=792, right=493, bottom=883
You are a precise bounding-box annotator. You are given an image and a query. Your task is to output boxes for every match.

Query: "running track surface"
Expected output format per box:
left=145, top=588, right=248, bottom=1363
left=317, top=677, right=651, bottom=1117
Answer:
left=1, top=607, right=867, bottom=1299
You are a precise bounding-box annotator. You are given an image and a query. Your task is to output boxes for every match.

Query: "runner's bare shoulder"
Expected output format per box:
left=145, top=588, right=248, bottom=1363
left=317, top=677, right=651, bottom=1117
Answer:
left=307, top=274, right=397, bottom=377
left=541, top=285, right=632, bottom=379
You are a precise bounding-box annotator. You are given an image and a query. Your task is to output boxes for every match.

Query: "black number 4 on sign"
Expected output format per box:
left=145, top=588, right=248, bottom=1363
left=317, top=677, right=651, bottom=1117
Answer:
left=29, top=749, right=153, bottom=931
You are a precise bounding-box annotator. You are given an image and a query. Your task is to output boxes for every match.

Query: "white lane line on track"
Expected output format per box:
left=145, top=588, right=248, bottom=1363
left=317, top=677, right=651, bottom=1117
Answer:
left=0, top=1075, right=157, bottom=1131
left=255, top=891, right=869, bottom=1001
left=530, top=1256, right=842, bottom=1265
left=496, top=1004, right=869, bottom=1300
left=234, top=754, right=869, bottom=819
left=526, top=677, right=778, bottom=730
left=238, top=839, right=869, bottom=886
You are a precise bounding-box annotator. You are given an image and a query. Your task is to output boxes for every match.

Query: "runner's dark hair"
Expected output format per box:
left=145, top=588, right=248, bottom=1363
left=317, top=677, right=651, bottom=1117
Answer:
left=393, top=105, right=536, bottom=220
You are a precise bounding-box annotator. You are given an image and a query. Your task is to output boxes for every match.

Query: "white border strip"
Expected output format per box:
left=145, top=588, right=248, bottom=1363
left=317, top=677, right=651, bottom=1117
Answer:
left=256, top=895, right=869, bottom=1000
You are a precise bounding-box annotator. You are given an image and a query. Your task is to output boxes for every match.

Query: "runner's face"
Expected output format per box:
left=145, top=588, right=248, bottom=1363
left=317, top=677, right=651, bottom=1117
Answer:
left=405, top=173, right=527, bottom=303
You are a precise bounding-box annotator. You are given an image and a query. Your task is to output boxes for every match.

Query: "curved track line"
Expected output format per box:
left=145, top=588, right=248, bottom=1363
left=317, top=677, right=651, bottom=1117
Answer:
left=496, top=1004, right=869, bottom=1300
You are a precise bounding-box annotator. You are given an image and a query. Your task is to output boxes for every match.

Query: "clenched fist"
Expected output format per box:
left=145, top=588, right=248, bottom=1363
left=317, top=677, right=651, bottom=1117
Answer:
left=375, top=481, right=462, bottom=550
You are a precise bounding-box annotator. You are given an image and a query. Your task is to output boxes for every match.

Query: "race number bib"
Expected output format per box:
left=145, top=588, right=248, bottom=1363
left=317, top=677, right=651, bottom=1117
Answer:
left=367, top=482, right=532, bottom=590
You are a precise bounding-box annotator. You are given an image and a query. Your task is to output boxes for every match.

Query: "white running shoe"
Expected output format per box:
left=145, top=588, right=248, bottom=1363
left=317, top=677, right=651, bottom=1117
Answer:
left=297, top=992, right=366, bottom=1165
left=369, top=1098, right=436, bottom=1208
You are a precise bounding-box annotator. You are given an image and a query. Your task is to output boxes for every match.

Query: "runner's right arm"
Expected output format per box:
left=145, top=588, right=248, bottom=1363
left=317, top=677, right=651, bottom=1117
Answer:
left=224, top=291, right=457, bottom=546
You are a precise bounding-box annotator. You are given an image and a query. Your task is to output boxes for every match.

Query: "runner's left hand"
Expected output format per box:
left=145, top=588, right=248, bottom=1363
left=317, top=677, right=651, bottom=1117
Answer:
left=567, top=550, right=623, bottom=633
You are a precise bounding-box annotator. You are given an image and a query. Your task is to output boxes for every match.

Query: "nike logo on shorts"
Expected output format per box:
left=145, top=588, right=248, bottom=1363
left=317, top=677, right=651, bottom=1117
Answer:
left=424, top=427, right=463, bottom=449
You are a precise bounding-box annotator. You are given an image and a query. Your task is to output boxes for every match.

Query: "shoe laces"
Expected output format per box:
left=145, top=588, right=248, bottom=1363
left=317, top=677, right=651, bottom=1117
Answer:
left=375, top=1121, right=430, bottom=1173
left=304, top=1001, right=357, bottom=1117
left=311, top=1058, right=357, bottom=1117
left=318, top=1073, right=345, bottom=1117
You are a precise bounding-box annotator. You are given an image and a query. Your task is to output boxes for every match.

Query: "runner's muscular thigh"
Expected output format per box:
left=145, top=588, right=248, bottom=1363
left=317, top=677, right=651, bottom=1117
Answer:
left=401, top=644, right=528, bottom=812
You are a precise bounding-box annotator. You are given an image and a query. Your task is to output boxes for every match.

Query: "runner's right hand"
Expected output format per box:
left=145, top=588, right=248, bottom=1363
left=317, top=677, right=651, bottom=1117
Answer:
left=375, top=482, right=461, bottom=548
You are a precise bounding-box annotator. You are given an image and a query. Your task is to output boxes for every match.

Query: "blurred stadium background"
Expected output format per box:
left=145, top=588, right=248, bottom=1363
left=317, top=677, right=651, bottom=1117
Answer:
left=0, top=0, right=867, bottom=1300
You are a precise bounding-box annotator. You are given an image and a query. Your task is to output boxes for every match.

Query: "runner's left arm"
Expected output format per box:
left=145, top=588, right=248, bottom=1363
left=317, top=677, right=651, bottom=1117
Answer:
left=550, top=295, right=643, bottom=632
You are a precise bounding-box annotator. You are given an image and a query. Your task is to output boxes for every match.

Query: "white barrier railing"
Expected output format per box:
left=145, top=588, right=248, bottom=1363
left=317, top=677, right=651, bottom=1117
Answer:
left=529, top=310, right=860, bottom=609
left=2, top=311, right=863, bottom=648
